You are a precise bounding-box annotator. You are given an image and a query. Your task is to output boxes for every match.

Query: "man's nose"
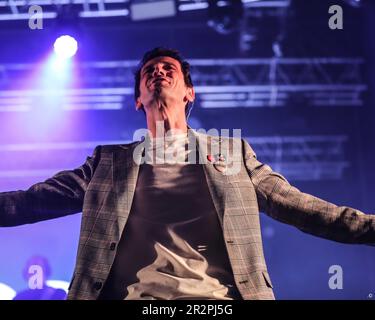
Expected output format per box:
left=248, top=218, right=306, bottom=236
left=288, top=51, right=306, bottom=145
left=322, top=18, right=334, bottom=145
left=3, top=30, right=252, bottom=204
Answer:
left=153, top=64, right=165, bottom=77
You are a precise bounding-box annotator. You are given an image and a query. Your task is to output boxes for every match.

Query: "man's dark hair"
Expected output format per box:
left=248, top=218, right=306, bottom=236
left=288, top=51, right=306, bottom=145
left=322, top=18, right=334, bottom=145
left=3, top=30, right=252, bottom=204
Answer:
left=134, top=47, right=194, bottom=113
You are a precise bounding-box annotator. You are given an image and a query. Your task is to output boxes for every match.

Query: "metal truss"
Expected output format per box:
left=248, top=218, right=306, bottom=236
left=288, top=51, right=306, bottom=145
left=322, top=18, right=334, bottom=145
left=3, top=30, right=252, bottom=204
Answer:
left=247, top=135, right=349, bottom=181
left=0, top=0, right=130, bottom=20
left=192, top=57, right=367, bottom=107
left=0, top=0, right=290, bottom=20
left=0, top=57, right=367, bottom=111
left=0, top=135, right=349, bottom=181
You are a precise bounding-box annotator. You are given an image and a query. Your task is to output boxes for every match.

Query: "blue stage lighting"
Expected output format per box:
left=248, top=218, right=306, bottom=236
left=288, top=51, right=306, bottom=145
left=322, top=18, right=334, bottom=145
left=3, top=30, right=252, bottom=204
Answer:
left=53, top=35, right=78, bottom=59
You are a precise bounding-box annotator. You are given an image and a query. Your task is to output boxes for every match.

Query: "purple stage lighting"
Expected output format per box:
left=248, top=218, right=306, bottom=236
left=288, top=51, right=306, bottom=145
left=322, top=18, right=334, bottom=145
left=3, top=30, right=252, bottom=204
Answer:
left=53, top=35, right=78, bottom=59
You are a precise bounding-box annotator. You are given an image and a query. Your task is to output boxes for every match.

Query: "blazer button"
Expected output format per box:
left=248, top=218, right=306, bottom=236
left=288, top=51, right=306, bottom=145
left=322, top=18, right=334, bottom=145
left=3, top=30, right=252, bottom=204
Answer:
left=93, top=281, right=102, bottom=290
left=110, top=242, right=116, bottom=251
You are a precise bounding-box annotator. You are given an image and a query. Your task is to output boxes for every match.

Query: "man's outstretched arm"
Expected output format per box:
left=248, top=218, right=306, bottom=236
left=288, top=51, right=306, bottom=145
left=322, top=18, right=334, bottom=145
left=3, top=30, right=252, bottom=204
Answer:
left=242, top=139, right=375, bottom=245
left=0, top=146, right=101, bottom=227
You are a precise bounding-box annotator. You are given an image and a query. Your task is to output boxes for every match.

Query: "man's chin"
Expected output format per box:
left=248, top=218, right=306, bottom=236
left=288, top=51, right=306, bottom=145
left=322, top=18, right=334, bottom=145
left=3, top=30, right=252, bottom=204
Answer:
left=151, top=84, right=169, bottom=92
left=152, top=88, right=170, bottom=101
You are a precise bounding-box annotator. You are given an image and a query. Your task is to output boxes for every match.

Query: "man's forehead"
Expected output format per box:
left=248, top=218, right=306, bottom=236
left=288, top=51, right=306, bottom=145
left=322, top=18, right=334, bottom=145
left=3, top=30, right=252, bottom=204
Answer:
left=142, top=56, right=181, bottom=70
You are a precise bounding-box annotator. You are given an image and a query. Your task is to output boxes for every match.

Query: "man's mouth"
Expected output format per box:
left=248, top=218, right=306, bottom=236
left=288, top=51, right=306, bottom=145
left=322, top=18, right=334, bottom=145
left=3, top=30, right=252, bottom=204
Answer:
left=151, top=77, right=168, bottom=85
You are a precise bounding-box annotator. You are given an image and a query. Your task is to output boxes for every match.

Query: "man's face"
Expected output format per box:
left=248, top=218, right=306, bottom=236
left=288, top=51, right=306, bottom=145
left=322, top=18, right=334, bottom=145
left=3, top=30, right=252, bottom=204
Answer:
left=136, top=56, right=194, bottom=112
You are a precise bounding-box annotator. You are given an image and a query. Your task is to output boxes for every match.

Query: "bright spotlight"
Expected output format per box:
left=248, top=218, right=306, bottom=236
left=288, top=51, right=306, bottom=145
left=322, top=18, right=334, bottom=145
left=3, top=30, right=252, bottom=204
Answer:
left=0, top=283, right=16, bottom=300
left=54, top=35, right=78, bottom=59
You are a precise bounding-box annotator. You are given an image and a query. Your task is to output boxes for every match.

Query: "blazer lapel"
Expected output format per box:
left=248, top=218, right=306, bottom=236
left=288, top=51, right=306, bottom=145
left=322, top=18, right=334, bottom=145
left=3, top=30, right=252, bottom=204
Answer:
left=113, top=142, right=143, bottom=237
left=192, top=131, right=228, bottom=228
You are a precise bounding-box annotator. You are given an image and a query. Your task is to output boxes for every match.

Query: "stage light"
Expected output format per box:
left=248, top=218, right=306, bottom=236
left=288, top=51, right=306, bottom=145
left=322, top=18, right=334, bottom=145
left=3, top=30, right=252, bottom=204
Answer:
left=343, top=0, right=363, bottom=8
left=0, top=283, right=16, bottom=300
left=207, top=0, right=244, bottom=34
left=130, top=0, right=176, bottom=21
left=53, top=35, right=78, bottom=59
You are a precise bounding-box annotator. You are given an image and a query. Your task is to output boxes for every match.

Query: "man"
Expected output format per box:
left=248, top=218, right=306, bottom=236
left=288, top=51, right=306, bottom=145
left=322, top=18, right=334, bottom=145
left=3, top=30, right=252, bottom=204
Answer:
left=0, top=47, right=374, bottom=300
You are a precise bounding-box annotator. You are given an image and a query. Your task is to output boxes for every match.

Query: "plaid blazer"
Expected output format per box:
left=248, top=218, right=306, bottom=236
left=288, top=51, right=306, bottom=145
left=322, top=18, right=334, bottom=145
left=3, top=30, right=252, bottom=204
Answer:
left=0, top=130, right=374, bottom=300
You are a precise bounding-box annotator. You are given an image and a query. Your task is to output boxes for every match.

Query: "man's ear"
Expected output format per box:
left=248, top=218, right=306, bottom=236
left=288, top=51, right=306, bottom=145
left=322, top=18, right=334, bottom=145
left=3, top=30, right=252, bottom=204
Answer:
left=186, top=87, right=195, bottom=103
left=135, top=98, right=143, bottom=111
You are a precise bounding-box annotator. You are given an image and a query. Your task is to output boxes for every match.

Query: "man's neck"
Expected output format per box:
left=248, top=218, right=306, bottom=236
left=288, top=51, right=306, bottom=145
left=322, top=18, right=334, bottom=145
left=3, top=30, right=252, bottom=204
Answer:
left=145, top=101, right=188, bottom=138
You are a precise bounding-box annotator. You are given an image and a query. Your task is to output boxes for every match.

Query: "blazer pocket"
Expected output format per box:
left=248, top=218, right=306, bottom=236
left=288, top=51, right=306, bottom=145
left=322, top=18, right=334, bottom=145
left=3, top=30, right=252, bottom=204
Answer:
left=262, top=271, right=273, bottom=288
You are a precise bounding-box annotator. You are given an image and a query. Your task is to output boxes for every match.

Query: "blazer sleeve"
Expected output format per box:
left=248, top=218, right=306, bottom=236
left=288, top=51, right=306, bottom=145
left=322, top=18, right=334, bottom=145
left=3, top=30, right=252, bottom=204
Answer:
left=0, top=146, right=101, bottom=227
left=242, top=139, right=375, bottom=245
